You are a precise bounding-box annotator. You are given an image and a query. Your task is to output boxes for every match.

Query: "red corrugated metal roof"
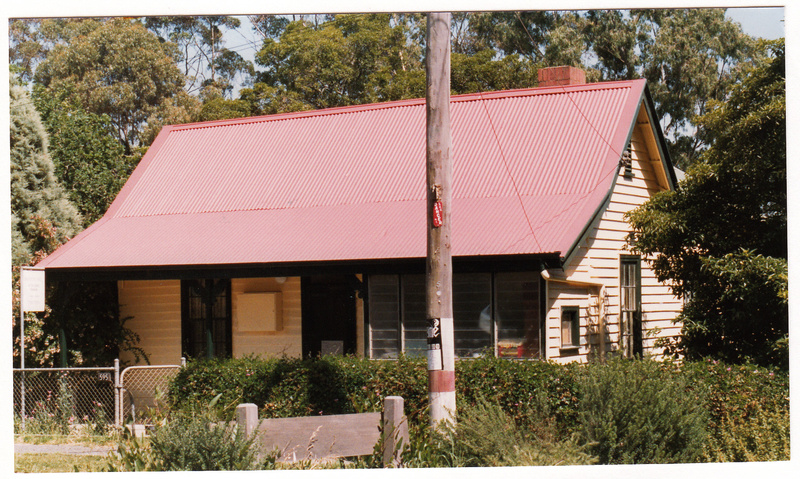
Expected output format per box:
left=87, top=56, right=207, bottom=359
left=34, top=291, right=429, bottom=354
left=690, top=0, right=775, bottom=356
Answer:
left=38, top=79, right=647, bottom=270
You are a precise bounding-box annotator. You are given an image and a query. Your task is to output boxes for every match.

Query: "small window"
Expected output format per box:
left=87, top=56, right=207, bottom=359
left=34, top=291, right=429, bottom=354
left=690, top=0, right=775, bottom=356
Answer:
left=560, top=306, right=580, bottom=349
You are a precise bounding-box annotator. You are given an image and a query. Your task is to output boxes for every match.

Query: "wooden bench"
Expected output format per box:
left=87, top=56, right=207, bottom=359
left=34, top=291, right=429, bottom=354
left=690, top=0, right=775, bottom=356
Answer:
left=236, top=396, right=408, bottom=466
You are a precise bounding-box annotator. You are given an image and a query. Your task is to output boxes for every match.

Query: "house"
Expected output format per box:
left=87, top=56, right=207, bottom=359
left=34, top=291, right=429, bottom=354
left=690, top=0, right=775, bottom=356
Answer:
left=36, top=66, right=682, bottom=365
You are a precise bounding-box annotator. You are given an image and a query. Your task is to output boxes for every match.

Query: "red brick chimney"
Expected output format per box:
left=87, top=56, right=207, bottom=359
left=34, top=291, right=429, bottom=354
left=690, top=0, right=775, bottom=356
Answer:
left=537, top=66, right=586, bottom=87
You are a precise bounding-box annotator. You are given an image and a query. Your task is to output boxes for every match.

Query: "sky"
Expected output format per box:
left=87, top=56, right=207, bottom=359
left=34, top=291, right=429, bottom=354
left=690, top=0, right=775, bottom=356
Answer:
left=725, top=7, right=785, bottom=39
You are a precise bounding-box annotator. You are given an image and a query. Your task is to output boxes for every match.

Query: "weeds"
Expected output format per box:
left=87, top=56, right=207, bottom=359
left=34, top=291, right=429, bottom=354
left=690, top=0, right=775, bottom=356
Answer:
left=105, top=394, right=276, bottom=471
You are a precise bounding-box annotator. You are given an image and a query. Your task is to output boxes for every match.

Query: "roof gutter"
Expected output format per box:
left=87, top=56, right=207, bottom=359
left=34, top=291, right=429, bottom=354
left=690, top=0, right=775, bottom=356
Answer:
left=540, top=269, right=605, bottom=289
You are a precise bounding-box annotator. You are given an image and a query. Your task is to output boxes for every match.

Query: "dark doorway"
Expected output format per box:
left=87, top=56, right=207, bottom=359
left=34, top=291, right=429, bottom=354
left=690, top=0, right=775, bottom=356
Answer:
left=181, top=279, right=232, bottom=359
left=301, top=275, right=358, bottom=358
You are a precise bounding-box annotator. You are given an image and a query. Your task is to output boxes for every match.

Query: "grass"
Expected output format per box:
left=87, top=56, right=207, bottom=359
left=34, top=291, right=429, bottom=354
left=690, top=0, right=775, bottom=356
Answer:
left=15, top=453, right=109, bottom=473
left=14, top=432, right=119, bottom=446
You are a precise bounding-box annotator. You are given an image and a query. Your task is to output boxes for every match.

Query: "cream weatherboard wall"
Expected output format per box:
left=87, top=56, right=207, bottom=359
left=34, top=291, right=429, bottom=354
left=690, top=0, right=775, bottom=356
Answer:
left=119, top=277, right=305, bottom=365
left=118, top=280, right=182, bottom=365
left=544, top=109, right=682, bottom=363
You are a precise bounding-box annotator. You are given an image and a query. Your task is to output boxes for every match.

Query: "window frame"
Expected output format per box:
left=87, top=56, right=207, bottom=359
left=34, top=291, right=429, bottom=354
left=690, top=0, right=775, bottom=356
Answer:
left=619, top=254, right=643, bottom=357
left=560, top=306, right=581, bottom=351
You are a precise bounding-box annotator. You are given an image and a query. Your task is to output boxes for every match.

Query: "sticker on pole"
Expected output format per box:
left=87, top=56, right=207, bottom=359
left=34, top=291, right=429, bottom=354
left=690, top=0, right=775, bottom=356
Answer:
left=432, top=201, right=443, bottom=228
left=427, top=317, right=443, bottom=370
left=20, top=268, right=45, bottom=312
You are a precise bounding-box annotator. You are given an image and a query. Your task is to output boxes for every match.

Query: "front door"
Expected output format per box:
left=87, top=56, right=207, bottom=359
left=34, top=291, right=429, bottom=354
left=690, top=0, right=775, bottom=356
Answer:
left=301, top=275, right=358, bottom=357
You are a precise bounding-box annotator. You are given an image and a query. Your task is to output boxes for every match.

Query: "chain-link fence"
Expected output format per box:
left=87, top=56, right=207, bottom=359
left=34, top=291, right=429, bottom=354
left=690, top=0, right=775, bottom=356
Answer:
left=119, top=362, right=183, bottom=426
left=13, top=366, right=117, bottom=436
left=13, top=359, right=184, bottom=437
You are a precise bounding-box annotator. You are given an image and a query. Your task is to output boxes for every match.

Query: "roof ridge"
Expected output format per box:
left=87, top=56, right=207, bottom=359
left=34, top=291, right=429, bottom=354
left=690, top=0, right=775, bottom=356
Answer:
left=170, top=79, right=642, bottom=132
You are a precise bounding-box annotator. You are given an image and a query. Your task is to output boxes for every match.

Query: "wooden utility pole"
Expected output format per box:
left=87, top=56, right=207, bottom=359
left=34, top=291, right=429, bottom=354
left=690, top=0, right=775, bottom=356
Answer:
left=425, top=12, right=456, bottom=428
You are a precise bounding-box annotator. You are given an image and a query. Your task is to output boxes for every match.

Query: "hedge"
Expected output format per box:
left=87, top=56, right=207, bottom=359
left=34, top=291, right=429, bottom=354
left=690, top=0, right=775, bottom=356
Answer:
left=167, top=355, right=789, bottom=463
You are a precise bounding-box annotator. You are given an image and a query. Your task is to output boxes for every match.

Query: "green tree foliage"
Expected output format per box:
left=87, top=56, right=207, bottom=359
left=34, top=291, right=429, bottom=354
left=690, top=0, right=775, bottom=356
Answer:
left=254, top=14, right=422, bottom=110
left=145, top=16, right=255, bottom=97
left=10, top=79, right=82, bottom=266
left=9, top=18, right=102, bottom=83
left=635, top=9, right=758, bottom=166
left=32, top=85, right=134, bottom=226
left=34, top=18, right=195, bottom=153
left=246, top=13, right=551, bottom=113
left=450, top=50, right=538, bottom=95
left=626, top=40, right=786, bottom=368
left=10, top=77, right=82, bottom=367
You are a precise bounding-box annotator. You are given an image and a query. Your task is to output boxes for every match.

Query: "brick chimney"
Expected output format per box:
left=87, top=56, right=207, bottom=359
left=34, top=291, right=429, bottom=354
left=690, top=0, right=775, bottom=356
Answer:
left=537, top=66, right=586, bottom=87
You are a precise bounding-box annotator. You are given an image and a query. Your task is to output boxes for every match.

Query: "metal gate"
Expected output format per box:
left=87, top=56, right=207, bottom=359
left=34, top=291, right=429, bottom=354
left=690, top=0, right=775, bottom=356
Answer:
left=118, top=359, right=185, bottom=426
left=14, top=358, right=185, bottom=433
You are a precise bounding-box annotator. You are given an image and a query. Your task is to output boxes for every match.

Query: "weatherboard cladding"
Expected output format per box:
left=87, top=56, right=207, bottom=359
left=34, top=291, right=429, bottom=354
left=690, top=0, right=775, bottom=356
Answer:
left=37, top=80, right=644, bottom=270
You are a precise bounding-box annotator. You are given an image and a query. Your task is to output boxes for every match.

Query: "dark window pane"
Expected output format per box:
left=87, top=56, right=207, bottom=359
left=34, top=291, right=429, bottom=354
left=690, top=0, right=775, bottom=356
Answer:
left=495, top=272, right=540, bottom=358
left=402, top=275, right=427, bottom=357
left=453, top=273, right=492, bottom=357
left=368, top=275, right=400, bottom=359
left=561, top=307, right=579, bottom=347
left=182, top=279, right=231, bottom=359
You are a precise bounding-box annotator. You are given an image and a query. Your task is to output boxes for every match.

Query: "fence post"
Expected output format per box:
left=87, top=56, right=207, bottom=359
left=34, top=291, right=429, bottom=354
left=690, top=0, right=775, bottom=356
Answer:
left=236, top=403, right=258, bottom=437
left=383, top=396, right=408, bottom=467
left=114, top=359, right=120, bottom=427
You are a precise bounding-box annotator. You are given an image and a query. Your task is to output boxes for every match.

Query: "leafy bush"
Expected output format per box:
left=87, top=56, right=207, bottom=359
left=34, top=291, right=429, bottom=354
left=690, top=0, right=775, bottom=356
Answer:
left=453, top=397, right=596, bottom=467
left=576, top=358, right=709, bottom=464
left=106, top=395, right=276, bottom=471
left=169, top=354, right=580, bottom=431
left=167, top=355, right=788, bottom=465
left=680, top=359, right=790, bottom=461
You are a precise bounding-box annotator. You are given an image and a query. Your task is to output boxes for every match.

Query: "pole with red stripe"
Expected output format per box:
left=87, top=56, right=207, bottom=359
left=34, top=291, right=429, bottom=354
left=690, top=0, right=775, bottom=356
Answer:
left=425, top=12, right=456, bottom=429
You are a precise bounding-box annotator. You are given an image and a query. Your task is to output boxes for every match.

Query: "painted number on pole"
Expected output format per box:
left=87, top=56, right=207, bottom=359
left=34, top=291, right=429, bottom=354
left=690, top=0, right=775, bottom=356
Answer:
left=21, top=268, right=46, bottom=312
left=432, top=201, right=443, bottom=227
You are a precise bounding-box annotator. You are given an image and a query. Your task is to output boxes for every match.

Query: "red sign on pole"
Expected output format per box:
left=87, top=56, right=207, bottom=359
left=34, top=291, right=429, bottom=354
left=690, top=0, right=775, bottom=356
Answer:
left=432, top=201, right=443, bottom=228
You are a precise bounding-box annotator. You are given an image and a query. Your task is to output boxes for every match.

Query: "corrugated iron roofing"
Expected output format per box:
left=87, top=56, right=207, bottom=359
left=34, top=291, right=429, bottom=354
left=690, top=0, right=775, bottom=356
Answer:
left=38, top=80, right=646, bottom=270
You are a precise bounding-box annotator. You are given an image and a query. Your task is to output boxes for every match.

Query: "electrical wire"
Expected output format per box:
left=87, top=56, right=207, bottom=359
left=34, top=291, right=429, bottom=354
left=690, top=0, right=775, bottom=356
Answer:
left=469, top=12, right=632, bottom=252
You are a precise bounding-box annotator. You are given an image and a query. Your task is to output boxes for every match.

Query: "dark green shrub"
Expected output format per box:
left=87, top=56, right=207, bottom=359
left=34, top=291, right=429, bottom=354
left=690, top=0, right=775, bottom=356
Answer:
left=456, top=355, right=581, bottom=434
left=169, top=354, right=431, bottom=422
left=166, top=355, right=788, bottom=465
left=576, top=358, right=709, bottom=464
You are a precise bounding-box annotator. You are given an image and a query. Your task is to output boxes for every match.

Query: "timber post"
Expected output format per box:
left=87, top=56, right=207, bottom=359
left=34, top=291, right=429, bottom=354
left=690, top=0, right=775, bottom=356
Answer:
left=382, top=396, right=409, bottom=467
left=236, top=403, right=259, bottom=437
left=425, top=12, right=456, bottom=429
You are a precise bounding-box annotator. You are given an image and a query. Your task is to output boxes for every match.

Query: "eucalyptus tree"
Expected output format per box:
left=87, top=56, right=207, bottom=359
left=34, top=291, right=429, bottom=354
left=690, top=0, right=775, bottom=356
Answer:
left=34, top=18, right=194, bottom=154
left=145, top=16, right=255, bottom=97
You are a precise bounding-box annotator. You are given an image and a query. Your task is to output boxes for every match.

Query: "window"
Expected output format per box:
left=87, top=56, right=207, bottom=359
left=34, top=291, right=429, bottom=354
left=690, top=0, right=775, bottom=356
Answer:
left=181, top=279, right=232, bottom=359
left=560, top=306, right=580, bottom=349
left=367, top=275, right=400, bottom=359
left=620, top=255, right=642, bottom=357
left=368, top=272, right=540, bottom=359
left=452, top=273, right=492, bottom=357
left=495, top=272, right=541, bottom=358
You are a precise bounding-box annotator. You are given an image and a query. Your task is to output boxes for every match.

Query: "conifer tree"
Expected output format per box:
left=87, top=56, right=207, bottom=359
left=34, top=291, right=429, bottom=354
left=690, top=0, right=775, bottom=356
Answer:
left=10, top=78, right=82, bottom=266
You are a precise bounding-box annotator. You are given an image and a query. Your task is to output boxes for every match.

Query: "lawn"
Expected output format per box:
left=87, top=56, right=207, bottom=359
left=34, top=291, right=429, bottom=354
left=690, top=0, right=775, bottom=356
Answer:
left=15, top=452, right=109, bottom=473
